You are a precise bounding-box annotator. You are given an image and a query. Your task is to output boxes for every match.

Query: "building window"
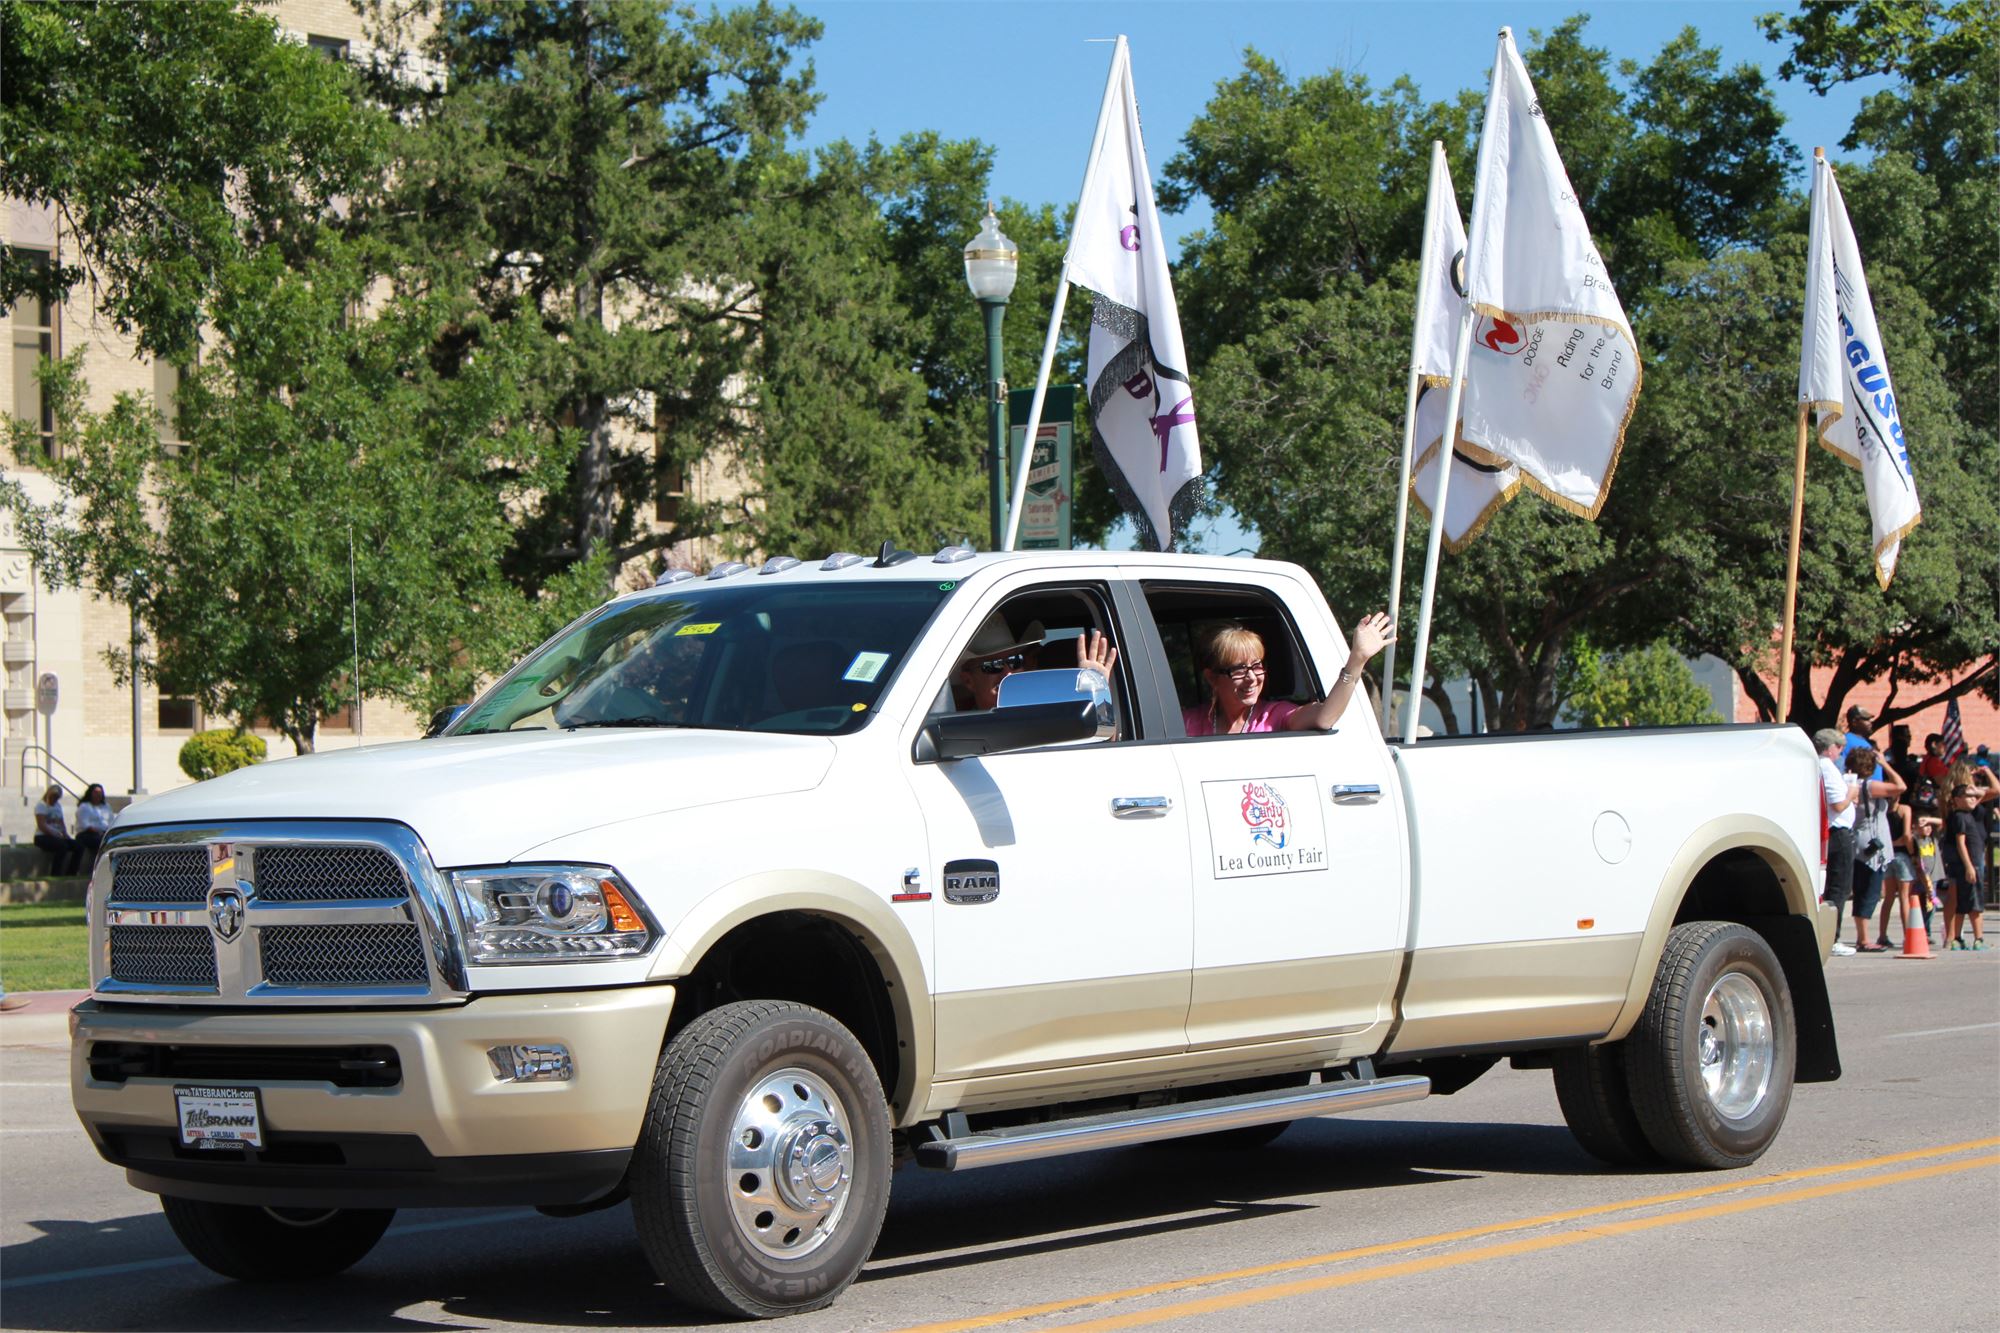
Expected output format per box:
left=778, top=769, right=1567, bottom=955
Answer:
left=157, top=698, right=199, bottom=731
left=8, top=248, right=56, bottom=460
left=153, top=357, right=193, bottom=452
left=321, top=701, right=356, bottom=732
left=656, top=460, right=687, bottom=525
left=306, top=33, right=350, bottom=60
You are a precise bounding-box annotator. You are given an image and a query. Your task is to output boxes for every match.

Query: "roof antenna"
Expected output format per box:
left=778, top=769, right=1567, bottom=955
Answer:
left=873, top=539, right=918, bottom=568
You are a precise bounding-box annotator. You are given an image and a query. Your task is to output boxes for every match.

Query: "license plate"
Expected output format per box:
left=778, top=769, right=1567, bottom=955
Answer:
left=174, top=1085, right=263, bottom=1150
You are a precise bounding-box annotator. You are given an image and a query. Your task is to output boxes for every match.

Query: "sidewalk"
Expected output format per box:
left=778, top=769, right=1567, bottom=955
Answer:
left=0, top=989, right=87, bottom=1047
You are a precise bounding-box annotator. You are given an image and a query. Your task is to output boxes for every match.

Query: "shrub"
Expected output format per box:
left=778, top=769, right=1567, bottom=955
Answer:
left=178, top=728, right=267, bottom=782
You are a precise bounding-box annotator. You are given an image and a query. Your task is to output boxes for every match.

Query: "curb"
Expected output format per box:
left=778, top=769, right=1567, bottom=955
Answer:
left=0, top=989, right=87, bottom=1049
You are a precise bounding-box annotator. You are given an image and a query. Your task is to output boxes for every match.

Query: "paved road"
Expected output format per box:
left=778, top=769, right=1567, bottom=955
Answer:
left=3, top=950, right=1995, bottom=1332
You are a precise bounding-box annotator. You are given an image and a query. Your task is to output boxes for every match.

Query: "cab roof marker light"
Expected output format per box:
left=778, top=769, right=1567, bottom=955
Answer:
left=821, top=552, right=865, bottom=571
left=707, top=561, right=750, bottom=580
left=654, top=568, right=697, bottom=587
left=934, top=544, right=976, bottom=564
left=759, top=555, right=802, bottom=575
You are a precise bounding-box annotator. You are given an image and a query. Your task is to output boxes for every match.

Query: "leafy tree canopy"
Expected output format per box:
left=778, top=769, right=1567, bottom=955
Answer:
left=1558, top=638, right=1724, bottom=728
left=0, top=0, right=382, bottom=360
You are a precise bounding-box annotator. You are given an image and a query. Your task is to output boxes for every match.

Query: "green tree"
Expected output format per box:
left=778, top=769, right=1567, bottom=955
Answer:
left=1606, top=241, right=1998, bottom=731
left=1557, top=639, right=1723, bottom=728
left=0, top=0, right=380, bottom=361
left=3, top=266, right=596, bottom=754
left=361, top=0, right=822, bottom=585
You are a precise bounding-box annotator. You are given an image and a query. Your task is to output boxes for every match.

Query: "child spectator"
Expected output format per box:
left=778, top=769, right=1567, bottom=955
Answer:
left=1941, top=767, right=1998, bottom=949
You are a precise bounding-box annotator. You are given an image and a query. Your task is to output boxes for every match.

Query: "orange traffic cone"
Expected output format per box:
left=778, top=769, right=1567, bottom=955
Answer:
left=1898, top=903, right=1933, bottom=960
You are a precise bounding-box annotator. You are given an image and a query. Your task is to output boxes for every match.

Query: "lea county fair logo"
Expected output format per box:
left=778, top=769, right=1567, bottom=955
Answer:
left=1203, top=775, right=1328, bottom=879
left=1239, top=781, right=1289, bottom=849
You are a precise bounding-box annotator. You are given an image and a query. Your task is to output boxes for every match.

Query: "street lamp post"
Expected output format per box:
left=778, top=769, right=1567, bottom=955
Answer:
left=963, top=204, right=1018, bottom=550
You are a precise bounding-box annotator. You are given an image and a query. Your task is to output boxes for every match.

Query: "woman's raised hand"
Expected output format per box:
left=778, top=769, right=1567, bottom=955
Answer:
left=1351, top=611, right=1396, bottom=661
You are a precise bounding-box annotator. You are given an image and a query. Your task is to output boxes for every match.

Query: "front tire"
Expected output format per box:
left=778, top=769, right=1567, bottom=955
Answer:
left=631, top=1000, right=892, bottom=1319
left=160, top=1198, right=394, bottom=1281
left=1626, top=921, right=1796, bottom=1169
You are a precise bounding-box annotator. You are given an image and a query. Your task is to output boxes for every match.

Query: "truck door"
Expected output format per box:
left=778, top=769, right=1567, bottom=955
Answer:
left=905, top=578, right=1194, bottom=1083
left=1135, top=576, right=1407, bottom=1057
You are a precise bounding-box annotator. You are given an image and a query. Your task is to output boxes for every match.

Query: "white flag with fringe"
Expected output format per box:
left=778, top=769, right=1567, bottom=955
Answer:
left=1409, top=148, right=1521, bottom=549
left=1800, top=153, right=1920, bottom=587
left=1067, top=42, right=1203, bottom=551
left=1459, top=30, right=1640, bottom=519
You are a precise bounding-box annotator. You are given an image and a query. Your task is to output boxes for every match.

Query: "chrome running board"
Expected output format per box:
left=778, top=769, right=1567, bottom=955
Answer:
left=914, top=1073, right=1430, bottom=1171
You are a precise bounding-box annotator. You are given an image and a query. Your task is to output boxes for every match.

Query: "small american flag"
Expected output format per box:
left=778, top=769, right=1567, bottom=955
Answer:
left=1941, top=696, right=1968, bottom=765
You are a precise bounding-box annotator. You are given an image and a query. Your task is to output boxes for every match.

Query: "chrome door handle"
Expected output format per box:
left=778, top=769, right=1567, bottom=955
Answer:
left=1331, top=784, right=1382, bottom=805
left=1111, top=796, right=1173, bottom=817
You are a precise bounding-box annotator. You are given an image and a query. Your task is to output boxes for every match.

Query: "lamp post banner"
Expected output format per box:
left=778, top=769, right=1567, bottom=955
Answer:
left=1067, top=41, right=1203, bottom=552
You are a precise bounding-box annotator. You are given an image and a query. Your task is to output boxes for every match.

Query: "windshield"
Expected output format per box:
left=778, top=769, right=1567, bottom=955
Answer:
left=448, top=581, right=953, bottom=736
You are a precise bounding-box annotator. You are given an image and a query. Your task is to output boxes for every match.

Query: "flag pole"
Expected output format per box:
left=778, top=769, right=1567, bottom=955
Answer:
left=1402, top=30, right=1508, bottom=745
left=1401, top=304, right=1473, bottom=745
left=1003, top=36, right=1128, bottom=552
left=1381, top=139, right=1449, bottom=734
left=1776, top=146, right=1823, bottom=723
left=1777, top=402, right=1811, bottom=721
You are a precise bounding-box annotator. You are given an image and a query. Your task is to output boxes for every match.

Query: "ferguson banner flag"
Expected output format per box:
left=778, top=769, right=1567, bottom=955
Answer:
left=1066, top=41, right=1203, bottom=551
left=1409, top=146, right=1521, bottom=550
left=1458, top=30, right=1640, bottom=519
left=1801, top=152, right=1920, bottom=587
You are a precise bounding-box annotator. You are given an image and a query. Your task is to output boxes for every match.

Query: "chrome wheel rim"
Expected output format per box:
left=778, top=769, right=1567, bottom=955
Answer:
left=1698, top=972, right=1773, bottom=1121
left=726, top=1065, right=855, bottom=1261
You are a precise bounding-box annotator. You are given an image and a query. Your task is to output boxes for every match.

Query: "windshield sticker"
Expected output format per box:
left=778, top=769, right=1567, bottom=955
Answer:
left=675, top=622, right=722, bottom=637
left=843, top=651, right=891, bottom=683
left=1200, top=775, right=1328, bottom=879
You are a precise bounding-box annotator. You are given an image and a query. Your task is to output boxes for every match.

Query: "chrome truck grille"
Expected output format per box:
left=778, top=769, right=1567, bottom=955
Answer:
left=92, top=821, right=467, bottom=1005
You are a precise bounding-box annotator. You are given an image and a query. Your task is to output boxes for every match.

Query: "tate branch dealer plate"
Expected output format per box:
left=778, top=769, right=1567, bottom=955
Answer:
left=174, top=1085, right=264, bottom=1150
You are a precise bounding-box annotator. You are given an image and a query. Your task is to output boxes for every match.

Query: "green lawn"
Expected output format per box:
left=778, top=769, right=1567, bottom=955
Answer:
left=0, top=903, right=89, bottom=994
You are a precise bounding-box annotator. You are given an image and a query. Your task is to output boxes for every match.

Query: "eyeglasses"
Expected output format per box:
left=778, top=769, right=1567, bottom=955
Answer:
left=973, top=653, right=1025, bottom=676
left=1216, top=660, right=1266, bottom=682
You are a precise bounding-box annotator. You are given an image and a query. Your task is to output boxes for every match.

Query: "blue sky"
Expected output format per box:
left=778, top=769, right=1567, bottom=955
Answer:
left=782, top=2, right=1893, bottom=551
left=788, top=1, right=1888, bottom=256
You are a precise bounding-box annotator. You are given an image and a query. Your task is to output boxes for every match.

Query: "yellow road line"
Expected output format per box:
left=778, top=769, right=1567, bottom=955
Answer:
left=1055, top=1154, right=1999, bottom=1331
left=892, top=1136, right=2000, bottom=1333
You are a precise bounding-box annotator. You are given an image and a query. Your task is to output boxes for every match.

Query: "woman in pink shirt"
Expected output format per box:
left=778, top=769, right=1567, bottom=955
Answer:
left=1183, top=612, right=1396, bottom=736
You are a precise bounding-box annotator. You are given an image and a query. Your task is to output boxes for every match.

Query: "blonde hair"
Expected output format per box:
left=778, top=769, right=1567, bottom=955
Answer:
left=41, top=783, right=61, bottom=804
left=1200, top=625, right=1265, bottom=672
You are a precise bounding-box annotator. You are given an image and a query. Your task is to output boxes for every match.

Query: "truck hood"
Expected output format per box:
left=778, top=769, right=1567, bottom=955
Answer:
left=117, top=729, right=838, bottom=866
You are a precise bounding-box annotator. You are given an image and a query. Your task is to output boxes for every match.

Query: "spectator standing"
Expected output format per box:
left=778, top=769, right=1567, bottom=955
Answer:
left=1816, top=728, right=1860, bottom=956
left=74, top=783, right=115, bottom=873
left=1885, top=724, right=1921, bottom=792
left=1877, top=774, right=1918, bottom=949
left=1841, top=706, right=1884, bottom=781
left=1941, top=768, right=1997, bottom=949
left=1846, top=745, right=1904, bottom=951
left=32, top=783, right=80, bottom=877
left=1920, top=733, right=1951, bottom=787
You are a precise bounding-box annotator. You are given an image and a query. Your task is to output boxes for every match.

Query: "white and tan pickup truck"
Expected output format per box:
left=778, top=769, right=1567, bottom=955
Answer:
left=71, top=547, right=1840, bottom=1318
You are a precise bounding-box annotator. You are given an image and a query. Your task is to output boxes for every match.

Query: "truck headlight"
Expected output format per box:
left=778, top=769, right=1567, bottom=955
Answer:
left=448, top=865, right=656, bottom=963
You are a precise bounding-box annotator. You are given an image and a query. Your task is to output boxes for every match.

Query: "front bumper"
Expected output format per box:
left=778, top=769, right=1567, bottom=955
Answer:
left=71, top=984, right=674, bottom=1208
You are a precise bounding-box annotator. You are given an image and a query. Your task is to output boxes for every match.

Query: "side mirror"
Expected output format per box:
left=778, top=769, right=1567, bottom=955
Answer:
left=923, top=668, right=1116, bottom=760
left=425, top=704, right=469, bottom=738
